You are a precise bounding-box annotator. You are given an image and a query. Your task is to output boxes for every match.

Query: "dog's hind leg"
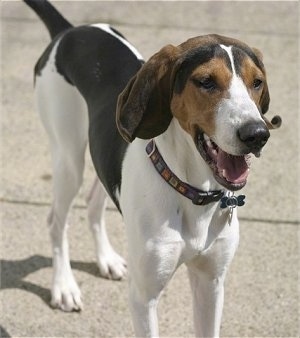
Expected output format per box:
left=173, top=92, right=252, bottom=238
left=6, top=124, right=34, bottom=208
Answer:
left=86, top=177, right=127, bottom=280
left=48, top=153, right=85, bottom=311
left=35, top=61, right=88, bottom=311
left=47, top=143, right=86, bottom=312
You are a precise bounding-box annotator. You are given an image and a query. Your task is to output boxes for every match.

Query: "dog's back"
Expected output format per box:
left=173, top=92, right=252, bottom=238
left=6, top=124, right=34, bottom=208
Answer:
left=25, top=0, right=143, bottom=209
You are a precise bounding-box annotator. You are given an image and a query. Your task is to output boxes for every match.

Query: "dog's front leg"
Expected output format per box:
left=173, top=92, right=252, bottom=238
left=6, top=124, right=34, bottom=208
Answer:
left=186, top=218, right=239, bottom=337
left=129, top=281, right=160, bottom=338
left=128, top=238, right=182, bottom=337
left=187, top=263, right=225, bottom=337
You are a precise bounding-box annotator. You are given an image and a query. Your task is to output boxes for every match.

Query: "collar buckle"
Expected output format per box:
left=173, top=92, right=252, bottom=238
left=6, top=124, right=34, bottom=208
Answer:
left=192, top=190, right=225, bottom=206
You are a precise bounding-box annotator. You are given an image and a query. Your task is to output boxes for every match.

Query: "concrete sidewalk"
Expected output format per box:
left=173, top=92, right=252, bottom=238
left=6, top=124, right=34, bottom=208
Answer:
left=1, top=1, right=299, bottom=337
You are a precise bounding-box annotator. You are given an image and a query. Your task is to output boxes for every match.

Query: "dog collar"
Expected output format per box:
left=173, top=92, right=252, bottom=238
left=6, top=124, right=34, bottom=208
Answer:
left=146, top=139, right=225, bottom=206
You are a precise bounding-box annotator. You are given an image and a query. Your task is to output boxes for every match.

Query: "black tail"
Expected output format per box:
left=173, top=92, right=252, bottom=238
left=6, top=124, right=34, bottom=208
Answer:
left=24, top=0, right=73, bottom=39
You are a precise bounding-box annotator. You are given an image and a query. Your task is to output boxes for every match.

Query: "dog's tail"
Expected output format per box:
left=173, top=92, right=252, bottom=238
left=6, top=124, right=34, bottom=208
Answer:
left=24, top=0, right=72, bottom=39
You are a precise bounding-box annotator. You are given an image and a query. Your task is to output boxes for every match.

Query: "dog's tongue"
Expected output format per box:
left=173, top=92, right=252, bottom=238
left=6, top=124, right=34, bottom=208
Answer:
left=217, top=150, right=250, bottom=184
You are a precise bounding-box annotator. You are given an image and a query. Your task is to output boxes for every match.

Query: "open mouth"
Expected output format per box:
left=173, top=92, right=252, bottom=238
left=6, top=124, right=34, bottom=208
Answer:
left=195, top=130, right=251, bottom=191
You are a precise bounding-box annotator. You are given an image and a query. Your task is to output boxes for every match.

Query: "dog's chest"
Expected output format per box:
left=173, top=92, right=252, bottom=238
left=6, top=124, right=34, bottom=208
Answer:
left=179, top=203, right=236, bottom=259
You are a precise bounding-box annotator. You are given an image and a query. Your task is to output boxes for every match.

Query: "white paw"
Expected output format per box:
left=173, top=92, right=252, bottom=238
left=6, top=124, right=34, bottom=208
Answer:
left=51, top=276, right=83, bottom=312
left=97, top=249, right=127, bottom=280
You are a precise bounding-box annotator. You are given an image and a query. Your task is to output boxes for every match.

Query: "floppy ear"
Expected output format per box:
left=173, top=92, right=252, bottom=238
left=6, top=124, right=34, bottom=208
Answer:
left=252, top=47, right=270, bottom=115
left=116, top=45, right=180, bottom=143
left=252, top=47, right=282, bottom=129
left=260, top=83, right=270, bottom=115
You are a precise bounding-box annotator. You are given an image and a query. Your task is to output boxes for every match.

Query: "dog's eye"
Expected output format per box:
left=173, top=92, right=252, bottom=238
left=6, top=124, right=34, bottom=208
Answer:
left=253, top=78, right=263, bottom=90
left=192, top=77, right=216, bottom=91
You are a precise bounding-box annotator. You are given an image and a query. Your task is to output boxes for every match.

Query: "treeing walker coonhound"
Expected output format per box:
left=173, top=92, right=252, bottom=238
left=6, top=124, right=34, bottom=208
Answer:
left=24, top=0, right=281, bottom=336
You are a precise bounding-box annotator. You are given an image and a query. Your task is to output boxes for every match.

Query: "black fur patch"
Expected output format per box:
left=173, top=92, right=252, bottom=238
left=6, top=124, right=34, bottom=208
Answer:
left=35, top=25, right=143, bottom=211
left=173, top=44, right=232, bottom=94
left=232, top=46, right=263, bottom=75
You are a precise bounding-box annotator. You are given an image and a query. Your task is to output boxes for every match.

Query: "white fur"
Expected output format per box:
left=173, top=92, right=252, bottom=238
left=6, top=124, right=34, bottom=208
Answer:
left=35, top=38, right=126, bottom=311
left=120, top=119, right=239, bottom=337
left=215, top=45, right=265, bottom=155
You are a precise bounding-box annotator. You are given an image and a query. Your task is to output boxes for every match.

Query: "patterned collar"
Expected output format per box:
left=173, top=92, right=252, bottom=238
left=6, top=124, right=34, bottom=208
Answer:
left=145, top=139, right=225, bottom=206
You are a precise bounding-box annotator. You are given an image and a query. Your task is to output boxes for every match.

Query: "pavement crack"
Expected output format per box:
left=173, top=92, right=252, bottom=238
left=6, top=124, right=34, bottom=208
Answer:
left=1, top=197, right=298, bottom=225
left=0, top=197, right=119, bottom=212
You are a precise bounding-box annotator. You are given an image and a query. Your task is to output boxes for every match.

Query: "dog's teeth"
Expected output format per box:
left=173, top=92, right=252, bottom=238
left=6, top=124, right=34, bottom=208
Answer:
left=204, top=134, right=210, bottom=142
left=245, top=155, right=252, bottom=167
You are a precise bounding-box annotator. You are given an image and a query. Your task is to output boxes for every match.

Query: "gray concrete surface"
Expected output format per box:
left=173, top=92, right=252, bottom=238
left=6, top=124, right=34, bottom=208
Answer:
left=1, top=1, right=299, bottom=337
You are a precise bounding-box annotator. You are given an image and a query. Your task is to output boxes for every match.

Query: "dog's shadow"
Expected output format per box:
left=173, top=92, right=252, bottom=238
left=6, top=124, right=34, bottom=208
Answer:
left=1, top=255, right=100, bottom=307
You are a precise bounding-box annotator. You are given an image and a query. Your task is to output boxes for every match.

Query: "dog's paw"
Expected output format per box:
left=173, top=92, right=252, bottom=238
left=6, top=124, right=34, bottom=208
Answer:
left=51, top=277, right=83, bottom=312
left=97, top=249, right=127, bottom=280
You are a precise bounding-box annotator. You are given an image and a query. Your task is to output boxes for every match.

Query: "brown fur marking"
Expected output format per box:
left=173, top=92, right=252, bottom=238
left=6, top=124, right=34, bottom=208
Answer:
left=171, top=57, right=233, bottom=139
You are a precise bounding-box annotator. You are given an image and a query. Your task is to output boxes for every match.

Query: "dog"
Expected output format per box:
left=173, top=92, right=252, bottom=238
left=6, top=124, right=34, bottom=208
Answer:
left=24, top=0, right=281, bottom=336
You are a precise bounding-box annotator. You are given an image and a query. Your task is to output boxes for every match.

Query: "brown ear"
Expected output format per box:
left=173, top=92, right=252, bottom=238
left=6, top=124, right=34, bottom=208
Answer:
left=252, top=47, right=282, bottom=129
left=252, top=47, right=270, bottom=115
left=260, top=83, right=270, bottom=115
left=116, top=45, right=180, bottom=142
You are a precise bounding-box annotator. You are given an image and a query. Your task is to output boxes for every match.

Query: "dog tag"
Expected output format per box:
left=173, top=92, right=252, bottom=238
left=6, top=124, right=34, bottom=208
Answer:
left=220, top=194, right=245, bottom=209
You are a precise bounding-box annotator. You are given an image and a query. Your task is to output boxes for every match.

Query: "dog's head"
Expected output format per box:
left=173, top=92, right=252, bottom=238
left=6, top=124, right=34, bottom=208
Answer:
left=116, top=34, right=281, bottom=191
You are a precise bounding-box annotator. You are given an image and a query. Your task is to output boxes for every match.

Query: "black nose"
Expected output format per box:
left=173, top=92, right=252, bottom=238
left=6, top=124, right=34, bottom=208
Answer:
left=238, top=122, right=270, bottom=152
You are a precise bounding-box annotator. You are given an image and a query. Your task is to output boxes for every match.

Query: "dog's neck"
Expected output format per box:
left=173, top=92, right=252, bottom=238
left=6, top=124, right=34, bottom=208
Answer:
left=155, top=118, right=222, bottom=193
